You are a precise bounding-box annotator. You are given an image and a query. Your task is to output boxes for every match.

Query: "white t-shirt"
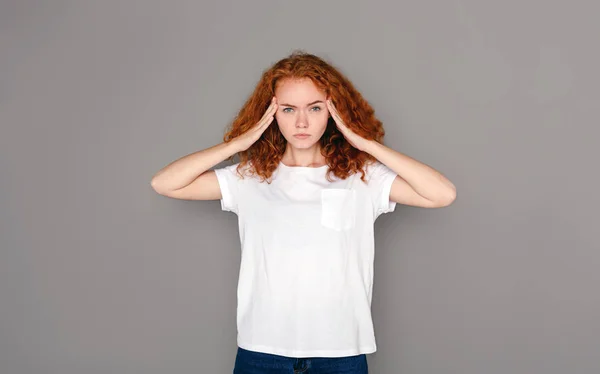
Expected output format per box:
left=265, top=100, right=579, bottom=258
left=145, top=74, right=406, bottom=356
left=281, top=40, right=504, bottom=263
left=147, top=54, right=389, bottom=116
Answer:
left=214, top=160, right=397, bottom=358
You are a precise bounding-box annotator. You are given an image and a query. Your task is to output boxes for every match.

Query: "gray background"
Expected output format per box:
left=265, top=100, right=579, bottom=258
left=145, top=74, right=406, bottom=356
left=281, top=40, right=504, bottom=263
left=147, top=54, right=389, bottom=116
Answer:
left=2, top=0, right=598, bottom=373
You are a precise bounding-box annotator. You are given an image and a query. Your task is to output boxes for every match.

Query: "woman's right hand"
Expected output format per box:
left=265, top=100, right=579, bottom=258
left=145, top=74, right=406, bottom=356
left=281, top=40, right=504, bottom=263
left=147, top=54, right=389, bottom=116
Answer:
left=232, top=97, right=278, bottom=152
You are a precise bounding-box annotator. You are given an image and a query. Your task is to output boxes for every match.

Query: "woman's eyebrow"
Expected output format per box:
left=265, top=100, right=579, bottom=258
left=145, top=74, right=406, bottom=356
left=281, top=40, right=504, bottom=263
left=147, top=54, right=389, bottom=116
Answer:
left=279, top=100, right=324, bottom=108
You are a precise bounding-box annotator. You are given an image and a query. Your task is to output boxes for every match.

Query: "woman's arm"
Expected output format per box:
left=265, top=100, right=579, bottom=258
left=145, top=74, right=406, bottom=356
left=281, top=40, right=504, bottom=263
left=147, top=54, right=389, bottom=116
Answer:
left=325, top=99, right=456, bottom=209
left=365, top=141, right=457, bottom=208
left=151, top=98, right=278, bottom=200
left=150, top=141, right=240, bottom=200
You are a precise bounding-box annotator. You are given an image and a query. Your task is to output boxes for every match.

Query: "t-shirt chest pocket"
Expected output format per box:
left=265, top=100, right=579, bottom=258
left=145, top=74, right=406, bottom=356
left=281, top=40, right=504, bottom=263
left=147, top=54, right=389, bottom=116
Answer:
left=320, top=189, right=357, bottom=231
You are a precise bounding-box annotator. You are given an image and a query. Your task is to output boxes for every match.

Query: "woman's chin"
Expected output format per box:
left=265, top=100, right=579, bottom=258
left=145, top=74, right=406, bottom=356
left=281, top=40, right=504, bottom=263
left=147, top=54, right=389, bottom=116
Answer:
left=287, top=140, right=317, bottom=149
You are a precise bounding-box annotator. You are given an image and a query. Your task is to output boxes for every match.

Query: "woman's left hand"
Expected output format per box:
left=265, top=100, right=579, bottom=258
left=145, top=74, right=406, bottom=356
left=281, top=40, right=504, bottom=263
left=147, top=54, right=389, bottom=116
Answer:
left=326, top=99, right=373, bottom=152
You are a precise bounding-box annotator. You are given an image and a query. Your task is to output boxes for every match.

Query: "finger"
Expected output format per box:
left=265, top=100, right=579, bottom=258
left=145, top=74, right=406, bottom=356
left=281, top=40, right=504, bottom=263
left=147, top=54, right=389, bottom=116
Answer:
left=267, top=102, right=278, bottom=118
left=264, top=97, right=276, bottom=112
left=326, top=101, right=334, bottom=118
left=268, top=98, right=278, bottom=114
left=260, top=104, right=278, bottom=128
left=329, top=106, right=340, bottom=121
left=327, top=99, right=336, bottom=110
left=331, top=110, right=346, bottom=128
left=327, top=100, right=339, bottom=118
left=261, top=113, right=276, bottom=130
left=258, top=100, right=277, bottom=125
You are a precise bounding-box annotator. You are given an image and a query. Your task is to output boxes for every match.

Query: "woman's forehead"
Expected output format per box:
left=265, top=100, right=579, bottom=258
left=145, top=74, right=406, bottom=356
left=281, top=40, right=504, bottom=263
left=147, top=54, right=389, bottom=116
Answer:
left=275, top=78, right=326, bottom=101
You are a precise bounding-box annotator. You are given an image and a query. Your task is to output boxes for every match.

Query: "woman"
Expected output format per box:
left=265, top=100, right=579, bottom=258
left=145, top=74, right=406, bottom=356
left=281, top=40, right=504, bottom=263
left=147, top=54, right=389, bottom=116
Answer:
left=151, top=51, right=456, bottom=373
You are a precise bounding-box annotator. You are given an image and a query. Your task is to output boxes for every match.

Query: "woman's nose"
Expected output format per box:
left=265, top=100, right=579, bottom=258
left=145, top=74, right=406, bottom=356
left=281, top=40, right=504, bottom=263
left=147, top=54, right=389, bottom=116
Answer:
left=295, top=111, right=308, bottom=127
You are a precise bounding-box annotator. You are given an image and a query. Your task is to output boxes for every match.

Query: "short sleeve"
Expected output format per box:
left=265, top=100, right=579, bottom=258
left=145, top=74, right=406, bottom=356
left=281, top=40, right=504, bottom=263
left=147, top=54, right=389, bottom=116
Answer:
left=213, top=162, right=241, bottom=214
left=365, top=161, right=398, bottom=219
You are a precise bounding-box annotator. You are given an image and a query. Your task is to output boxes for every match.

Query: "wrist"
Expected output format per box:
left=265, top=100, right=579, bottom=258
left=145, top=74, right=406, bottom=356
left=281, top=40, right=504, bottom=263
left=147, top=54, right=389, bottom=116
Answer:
left=363, top=139, right=380, bottom=154
left=222, top=140, right=242, bottom=157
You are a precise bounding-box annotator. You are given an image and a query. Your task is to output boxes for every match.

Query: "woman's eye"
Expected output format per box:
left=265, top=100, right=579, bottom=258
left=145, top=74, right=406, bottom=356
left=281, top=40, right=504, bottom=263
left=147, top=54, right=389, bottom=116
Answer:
left=281, top=107, right=321, bottom=113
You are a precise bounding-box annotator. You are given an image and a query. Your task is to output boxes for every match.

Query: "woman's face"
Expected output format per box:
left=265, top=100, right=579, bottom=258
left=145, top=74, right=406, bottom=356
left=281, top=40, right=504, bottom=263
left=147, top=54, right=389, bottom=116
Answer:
left=274, top=78, right=330, bottom=149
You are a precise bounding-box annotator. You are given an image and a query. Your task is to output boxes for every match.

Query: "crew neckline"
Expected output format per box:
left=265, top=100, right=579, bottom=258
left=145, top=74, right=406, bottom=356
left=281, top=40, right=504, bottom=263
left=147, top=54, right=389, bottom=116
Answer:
left=278, top=161, right=328, bottom=170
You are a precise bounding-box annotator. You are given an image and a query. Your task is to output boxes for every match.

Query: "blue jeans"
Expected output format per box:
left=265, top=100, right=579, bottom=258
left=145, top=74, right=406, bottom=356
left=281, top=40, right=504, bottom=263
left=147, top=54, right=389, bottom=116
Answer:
left=233, top=347, right=369, bottom=374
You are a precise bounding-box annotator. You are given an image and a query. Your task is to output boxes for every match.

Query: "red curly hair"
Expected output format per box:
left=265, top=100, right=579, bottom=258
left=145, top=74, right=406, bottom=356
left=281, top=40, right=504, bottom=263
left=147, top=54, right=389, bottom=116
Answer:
left=222, top=50, right=387, bottom=183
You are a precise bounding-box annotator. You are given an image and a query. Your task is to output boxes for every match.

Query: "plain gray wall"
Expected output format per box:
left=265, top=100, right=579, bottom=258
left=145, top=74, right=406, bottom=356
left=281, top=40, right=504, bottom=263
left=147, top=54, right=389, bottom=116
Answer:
left=2, top=0, right=598, bottom=373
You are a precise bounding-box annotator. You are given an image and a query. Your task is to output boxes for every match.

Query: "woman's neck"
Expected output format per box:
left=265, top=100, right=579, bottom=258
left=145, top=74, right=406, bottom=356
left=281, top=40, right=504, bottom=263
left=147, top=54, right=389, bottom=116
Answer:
left=280, top=146, right=326, bottom=168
